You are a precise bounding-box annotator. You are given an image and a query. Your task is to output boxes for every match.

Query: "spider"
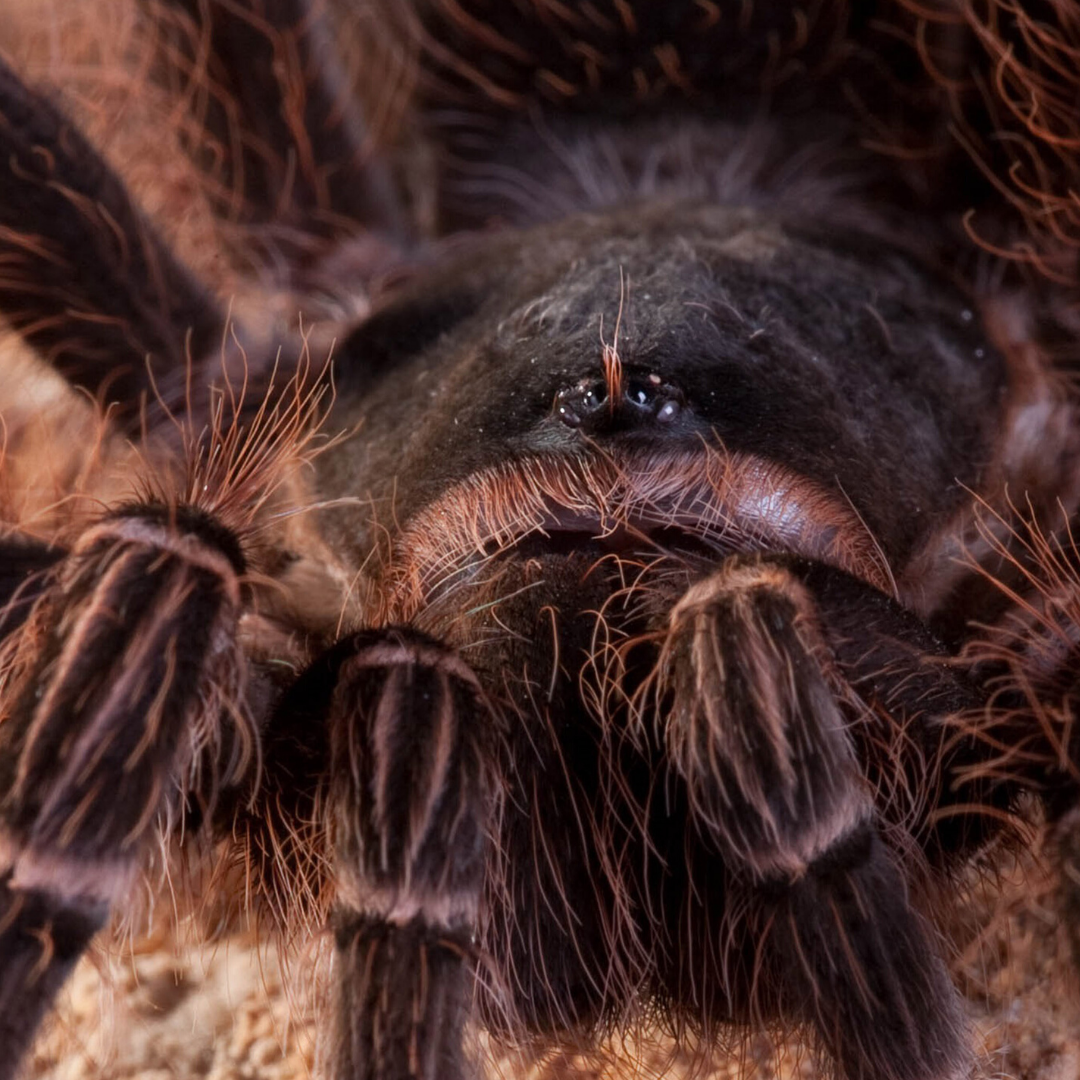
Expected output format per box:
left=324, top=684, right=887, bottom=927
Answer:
left=1, top=1, right=1079, bottom=1079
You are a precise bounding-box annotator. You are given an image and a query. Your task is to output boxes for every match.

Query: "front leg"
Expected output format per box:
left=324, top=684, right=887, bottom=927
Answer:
left=657, top=556, right=972, bottom=1080
left=0, top=503, right=251, bottom=1080
left=282, top=628, right=495, bottom=1080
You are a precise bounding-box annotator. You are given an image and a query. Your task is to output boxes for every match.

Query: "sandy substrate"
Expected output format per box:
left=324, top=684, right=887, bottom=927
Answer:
left=21, top=848, right=1080, bottom=1080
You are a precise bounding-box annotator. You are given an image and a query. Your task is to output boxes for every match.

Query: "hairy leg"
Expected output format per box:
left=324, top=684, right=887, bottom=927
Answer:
left=0, top=55, right=230, bottom=430
left=657, top=556, right=972, bottom=1080
left=0, top=503, right=251, bottom=1080
left=0, top=535, right=64, bottom=641
left=272, top=628, right=494, bottom=1080
left=147, top=0, right=408, bottom=253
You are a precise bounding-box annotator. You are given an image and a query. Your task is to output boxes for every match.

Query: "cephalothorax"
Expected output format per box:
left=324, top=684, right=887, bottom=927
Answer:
left=1, top=3, right=1079, bottom=1079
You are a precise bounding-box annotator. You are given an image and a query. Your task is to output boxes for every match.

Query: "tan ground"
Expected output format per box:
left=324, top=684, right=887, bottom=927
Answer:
left=21, top=847, right=1080, bottom=1080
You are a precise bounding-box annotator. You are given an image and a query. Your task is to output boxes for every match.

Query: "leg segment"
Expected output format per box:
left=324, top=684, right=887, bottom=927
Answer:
left=296, top=628, right=493, bottom=1080
left=0, top=535, right=64, bottom=640
left=0, top=502, right=250, bottom=1079
left=0, top=57, right=228, bottom=431
left=149, top=0, right=408, bottom=247
left=951, top=514, right=1080, bottom=970
left=658, top=556, right=971, bottom=1080
left=0, top=882, right=100, bottom=1077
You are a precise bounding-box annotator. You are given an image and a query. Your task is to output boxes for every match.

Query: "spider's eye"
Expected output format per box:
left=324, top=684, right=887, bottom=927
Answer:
left=583, top=385, right=606, bottom=410
left=624, top=378, right=684, bottom=422
left=656, top=398, right=680, bottom=423
left=553, top=372, right=687, bottom=430
left=554, top=378, right=608, bottom=427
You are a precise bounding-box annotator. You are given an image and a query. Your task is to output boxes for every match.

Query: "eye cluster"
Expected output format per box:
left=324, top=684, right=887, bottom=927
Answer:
left=554, top=371, right=685, bottom=429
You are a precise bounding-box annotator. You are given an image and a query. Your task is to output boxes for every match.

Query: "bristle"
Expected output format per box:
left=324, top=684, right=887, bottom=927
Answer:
left=116, top=342, right=337, bottom=556
left=146, top=0, right=410, bottom=250
left=374, top=445, right=895, bottom=625
left=907, top=0, right=1080, bottom=284
left=601, top=271, right=627, bottom=410
left=954, top=496, right=1080, bottom=792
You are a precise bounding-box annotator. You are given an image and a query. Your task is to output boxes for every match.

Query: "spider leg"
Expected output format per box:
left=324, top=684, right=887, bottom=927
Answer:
left=0, top=875, right=101, bottom=1079
left=0, top=535, right=64, bottom=640
left=148, top=0, right=410, bottom=252
left=958, top=523, right=1080, bottom=971
left=0, top=503, right=251, bottom=1080
left=658, top=556, right=972, bottom=1080
left=792, top=557, right=1013, bottom=867
left=0, top=56, right=241, bottom=433
left=265, top=627, right=494, bottom=1080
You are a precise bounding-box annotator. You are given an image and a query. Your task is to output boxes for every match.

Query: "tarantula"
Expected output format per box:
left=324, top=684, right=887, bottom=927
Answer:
left=2, top=1, right=1080, bottom=1078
